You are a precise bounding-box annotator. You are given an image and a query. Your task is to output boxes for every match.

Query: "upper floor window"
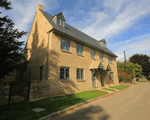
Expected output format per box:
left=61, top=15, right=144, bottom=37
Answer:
left=61, top=39, right=70, bottom=51
left=77, top=68, right=84, bottom=80
left=76, top=44, right=83, bottom=55
left=99, top=53, right=103, bottom=61
left=90, top=49, right=95, bottom=59
left=108, top=56, right=113, bottom=63
left=60, top=67, right=70, bottom=80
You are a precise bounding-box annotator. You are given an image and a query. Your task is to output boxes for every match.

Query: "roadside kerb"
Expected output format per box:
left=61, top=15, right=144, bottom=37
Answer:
left=38, top=87, right=130, bottom=120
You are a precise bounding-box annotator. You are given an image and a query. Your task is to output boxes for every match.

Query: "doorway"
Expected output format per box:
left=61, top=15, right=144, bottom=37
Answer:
left=101, top=76, right=104, bottom=86
left=92, top=73, right=96, bottom=87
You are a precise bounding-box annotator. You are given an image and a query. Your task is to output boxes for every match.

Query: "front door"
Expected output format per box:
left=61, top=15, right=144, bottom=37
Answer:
left=92, top=74, right=96, bottom=87
left=101, top=76, right=104, bottom=86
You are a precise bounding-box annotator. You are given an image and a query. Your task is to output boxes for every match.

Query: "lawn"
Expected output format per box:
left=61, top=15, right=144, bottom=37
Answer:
left=110, top=85, right=128, bottom=90
left=139, top=80, right=148, bottom=82
left=102, top=88, right=116, bottom=92
left=0, top=90, right=108, bottom=120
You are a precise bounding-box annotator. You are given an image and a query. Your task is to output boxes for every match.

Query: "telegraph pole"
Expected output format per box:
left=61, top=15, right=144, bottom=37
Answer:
left=124, top=51, right=128, bottom=82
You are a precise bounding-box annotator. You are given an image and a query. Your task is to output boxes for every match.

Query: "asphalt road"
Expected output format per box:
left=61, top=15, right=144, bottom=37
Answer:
left=53, top=82, right=150, bottom=120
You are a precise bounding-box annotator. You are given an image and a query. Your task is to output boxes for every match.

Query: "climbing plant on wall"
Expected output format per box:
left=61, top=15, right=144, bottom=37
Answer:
left=117, top=62, right=142, bottom=77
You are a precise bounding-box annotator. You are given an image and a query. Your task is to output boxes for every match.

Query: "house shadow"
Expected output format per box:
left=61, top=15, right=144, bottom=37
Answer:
left=53, top=105, right=110, bottom=120
left=24, top=21, right=82, bottom=99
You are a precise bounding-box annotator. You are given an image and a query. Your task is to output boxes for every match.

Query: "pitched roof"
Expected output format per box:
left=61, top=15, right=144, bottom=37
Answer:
left=51, top=12, right=66, bottom=21
left=90, top=60, right=101, bottom=69
left=40, top=10, right=117, bottom=57
left=89, top=61, right=108, bottom=70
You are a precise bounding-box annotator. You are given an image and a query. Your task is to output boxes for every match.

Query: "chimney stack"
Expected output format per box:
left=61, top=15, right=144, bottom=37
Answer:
left=37, top=4, right=44, bottom=11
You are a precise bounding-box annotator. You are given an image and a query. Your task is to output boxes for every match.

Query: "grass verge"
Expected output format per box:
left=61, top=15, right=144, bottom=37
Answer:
left=139, top=80, right=148, bottom=82
left=102, top=88, right=115, bottom=92
left=0, top=90, right=108, bottom=120
left=110, top=85, right=128, bottom=90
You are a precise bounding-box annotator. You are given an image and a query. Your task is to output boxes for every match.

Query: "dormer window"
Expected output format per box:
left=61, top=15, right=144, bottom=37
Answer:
left=52, top=12, right=66, bottom=28
left=58, top=19, right=64, bottom=27
left=53, top=17, right=57, bottom=24
left=97, top=39, right=106, bottom=48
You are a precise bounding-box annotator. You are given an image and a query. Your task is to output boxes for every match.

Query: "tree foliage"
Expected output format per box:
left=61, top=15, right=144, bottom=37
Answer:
left=117, top=62, right=142, bottom=77
left=0, top=0, right=28, bottom=80
left=129, top=53, right=150, bottom=78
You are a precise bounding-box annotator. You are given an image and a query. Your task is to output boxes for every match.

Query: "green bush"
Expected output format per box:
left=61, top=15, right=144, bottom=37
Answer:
left=119, top=76, right=124, bottom=82
left=117, top=62, right=142, bottom=78
left=125, top=79, right=127, bottom=83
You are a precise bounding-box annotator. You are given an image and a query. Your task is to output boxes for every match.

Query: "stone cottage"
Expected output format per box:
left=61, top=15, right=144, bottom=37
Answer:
left=25, top=4, right=119, bottom=96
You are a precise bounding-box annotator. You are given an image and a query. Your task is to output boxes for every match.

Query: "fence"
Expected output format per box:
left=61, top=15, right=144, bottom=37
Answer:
left=0, top=80, right=50, bottom=105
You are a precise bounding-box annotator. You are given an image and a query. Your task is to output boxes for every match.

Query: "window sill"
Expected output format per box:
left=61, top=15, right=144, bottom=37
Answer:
left=77, top=54, right=84, bottom=57
left=61, top=49, right=71, bottom=54
left=77, top=80, right=85, bottom=82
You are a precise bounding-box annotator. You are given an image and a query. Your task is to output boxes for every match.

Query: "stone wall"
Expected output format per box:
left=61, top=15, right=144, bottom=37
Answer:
left=29, top=80, right=50, bottom=101
left=0, top=85, right=10, bottom=105
left=0, top=80, right=50, bottom=104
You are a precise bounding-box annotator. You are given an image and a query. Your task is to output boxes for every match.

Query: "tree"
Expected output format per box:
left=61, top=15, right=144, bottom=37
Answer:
left=117, top=62, right=142, bottom=77
left=129, top=53, right=150, bottom=79
left=0, top=0, right=27, bottom=80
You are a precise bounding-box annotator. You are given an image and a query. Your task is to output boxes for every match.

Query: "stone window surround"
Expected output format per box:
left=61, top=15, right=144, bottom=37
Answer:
left=77, top=68, right=84, bottom=80
left=60, top=66, right=70, bottom=80
left=76, top=43, right=83, bottom=56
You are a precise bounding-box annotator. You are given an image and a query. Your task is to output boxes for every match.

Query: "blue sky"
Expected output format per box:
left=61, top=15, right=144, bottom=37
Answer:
left=2, top=0, right=150, bottom=61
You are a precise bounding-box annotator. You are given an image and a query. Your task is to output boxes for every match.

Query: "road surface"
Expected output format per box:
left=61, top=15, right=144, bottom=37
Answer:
left=53, top=82, right=150, bottom=120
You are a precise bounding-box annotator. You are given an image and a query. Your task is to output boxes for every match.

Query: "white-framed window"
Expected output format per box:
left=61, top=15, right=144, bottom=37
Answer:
left=77, top=68, right=84, bottom=80
left=60, top=67, right=70, bottom=80
left=76, top=44, right=83, bottom=55
left=99, top=53, right=103, bottom=61
left=62, top=21, right=65, bottom=27
left=57, top=18, right=60, bottom=25
left=57, top=19, right=64, bottom=27
left=108, top=56, right=113, bottom=63
left=61, top=39, right=70, bottom=51
left=60, top=19, right=63, bottom=26
left=109, top=72, right=114, bottom=80
left=90, top=49, right=95, bottom=59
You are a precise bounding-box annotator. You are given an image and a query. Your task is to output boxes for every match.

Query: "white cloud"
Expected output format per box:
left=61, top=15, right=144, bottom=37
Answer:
left=114, top=33, right=150, bottom=62
left=71, top=0, right=150, bottom=41
left=1, top=0, right=59, bottom=46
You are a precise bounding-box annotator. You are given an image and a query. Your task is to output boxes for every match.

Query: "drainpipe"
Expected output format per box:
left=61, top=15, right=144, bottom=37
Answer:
left=46, top=31, right=50, bottom=80
left=46, top=29, right=54, bottom=80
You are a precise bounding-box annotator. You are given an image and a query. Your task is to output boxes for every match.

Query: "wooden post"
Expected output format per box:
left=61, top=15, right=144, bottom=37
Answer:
left=124, top=51, right=128, bottom=82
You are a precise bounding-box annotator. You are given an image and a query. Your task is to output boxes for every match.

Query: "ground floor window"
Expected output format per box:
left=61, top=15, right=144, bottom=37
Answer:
left=109, top=72, right=114, bottom=80
left=77, top=68, right=84, bottom=80
left=60, top=67, right=70, bottom=80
